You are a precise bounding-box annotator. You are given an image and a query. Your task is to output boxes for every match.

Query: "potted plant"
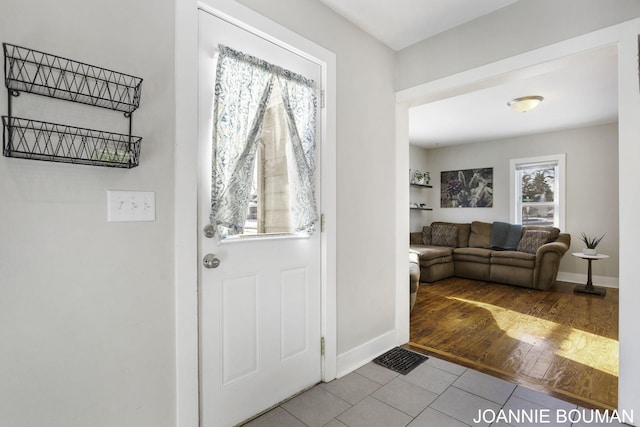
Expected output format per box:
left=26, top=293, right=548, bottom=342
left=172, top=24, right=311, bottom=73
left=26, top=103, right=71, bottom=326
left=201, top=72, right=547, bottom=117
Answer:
left=423, top=171, right=431, bottom=185
left=580, top=232, right=605, bottom=255
left=413, top=170, right=424, bottom=185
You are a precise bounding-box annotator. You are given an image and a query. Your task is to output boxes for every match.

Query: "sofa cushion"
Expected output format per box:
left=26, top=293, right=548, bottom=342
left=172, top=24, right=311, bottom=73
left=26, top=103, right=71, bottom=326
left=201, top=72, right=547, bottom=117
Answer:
left=522, top=225, right=560, bottom=242
left=454, top=247, right=493, bottom=258
left=411, top=245, right=453, bottom=261
left=410, top=232, right=423, bottom=245
left=453, top=247, right=493, bottom=264
left=469, top=221, right=492, bottom=248
left=431, top=222, right=471, bottom=247
left=431, top=224, right=458, bottom=247
left=517, top=229, right=551, bottom=254
left=491, top=250, right=536, bottom=269
left=422, top=226, right=432, bottom=245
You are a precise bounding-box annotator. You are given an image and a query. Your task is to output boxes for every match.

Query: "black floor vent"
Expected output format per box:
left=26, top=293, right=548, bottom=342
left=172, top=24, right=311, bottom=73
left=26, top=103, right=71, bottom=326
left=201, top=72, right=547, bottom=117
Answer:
left=372, top=347, right=428, bottom=375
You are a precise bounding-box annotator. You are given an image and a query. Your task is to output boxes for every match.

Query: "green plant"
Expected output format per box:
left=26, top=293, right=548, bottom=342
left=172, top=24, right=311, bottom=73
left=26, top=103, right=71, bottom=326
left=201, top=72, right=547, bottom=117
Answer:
left=580, top=232, right=605, bottom=249
left=413, top=170, right=423, bottom=181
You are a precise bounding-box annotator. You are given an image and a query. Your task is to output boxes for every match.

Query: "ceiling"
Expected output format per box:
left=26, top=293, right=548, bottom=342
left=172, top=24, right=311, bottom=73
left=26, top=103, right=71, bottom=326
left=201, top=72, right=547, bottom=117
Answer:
left=319, top=0, right=519, bottom=51
left=409, top=47, right=619, bottom=148
left=319, top=0, right=619, bottom=148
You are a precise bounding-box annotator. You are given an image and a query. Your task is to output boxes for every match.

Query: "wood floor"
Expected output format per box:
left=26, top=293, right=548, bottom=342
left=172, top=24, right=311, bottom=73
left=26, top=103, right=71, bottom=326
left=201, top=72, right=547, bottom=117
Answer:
left=408, top=277, right=619, bottom=410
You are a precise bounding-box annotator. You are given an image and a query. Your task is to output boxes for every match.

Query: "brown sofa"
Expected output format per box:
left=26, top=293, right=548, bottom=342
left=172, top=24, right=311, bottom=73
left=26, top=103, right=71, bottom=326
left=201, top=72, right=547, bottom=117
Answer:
left=409, top=221, right=571, bottom=291
left=409, top=251, right=420, bottom=312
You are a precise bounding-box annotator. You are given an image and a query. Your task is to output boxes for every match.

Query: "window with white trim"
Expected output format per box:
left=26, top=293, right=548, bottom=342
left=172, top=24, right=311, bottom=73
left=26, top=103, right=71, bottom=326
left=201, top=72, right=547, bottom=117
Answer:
left=510, top=154, right=565, bottom=229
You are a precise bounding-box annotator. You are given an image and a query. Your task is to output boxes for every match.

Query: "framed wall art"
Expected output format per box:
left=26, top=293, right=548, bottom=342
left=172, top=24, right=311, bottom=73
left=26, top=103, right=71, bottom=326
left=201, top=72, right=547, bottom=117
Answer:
left=441, top=167, right=493, bottom=208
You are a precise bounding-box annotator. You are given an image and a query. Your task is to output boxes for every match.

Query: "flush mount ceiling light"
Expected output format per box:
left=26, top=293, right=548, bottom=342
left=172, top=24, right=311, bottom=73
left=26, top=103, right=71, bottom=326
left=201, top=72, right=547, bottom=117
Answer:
left=507, top=96, right=544, bottom=113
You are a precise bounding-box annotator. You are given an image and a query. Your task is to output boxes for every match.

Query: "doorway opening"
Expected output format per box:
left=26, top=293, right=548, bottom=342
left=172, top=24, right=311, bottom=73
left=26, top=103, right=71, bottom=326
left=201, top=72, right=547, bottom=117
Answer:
left=403, top=45, right=620, bottom=410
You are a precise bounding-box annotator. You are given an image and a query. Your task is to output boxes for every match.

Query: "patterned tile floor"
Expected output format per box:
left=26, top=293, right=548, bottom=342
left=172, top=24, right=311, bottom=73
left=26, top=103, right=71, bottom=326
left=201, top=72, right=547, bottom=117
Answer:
left=242, top=355, right=628, bottom=427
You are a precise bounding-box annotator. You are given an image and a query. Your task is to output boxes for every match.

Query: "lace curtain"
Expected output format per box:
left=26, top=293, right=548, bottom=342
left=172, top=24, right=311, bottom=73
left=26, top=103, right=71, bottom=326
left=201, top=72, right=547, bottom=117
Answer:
left=210, top=45, right=318, bottom=239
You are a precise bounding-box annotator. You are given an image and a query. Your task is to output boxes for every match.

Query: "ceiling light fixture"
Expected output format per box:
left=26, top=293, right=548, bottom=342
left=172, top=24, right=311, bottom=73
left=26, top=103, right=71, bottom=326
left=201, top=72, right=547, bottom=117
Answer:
left=507, top=96, right=544, bottom=113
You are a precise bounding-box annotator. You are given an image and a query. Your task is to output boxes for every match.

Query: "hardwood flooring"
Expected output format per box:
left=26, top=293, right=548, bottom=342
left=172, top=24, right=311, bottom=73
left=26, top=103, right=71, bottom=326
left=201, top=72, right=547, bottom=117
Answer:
left=408, top=277, right=618, bottom=410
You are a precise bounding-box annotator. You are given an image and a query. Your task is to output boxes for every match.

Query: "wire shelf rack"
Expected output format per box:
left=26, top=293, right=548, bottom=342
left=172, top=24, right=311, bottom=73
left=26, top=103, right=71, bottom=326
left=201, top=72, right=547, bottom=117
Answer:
left=3, top=43, right=142, bottom=114
left=2, top=116, right=141, bottom=168
left=2, top=43, right=143, bottom=168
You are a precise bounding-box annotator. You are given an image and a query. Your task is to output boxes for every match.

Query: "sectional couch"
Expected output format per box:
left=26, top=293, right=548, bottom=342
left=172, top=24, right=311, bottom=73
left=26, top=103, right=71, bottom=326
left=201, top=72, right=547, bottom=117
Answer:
left=409, top=221, right=571, bottom=291
left=409, top=251, right=420, bottom=311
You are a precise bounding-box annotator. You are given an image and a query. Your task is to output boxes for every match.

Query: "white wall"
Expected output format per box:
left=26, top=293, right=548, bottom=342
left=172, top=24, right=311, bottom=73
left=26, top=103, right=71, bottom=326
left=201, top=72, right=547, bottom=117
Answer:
left=617, top=30, right=640, bottom=423
left=396, top=0, right=640, bottom=91
left=0, top=1, right=176, bottom=426
left=411, top=123, right=619, bottom=281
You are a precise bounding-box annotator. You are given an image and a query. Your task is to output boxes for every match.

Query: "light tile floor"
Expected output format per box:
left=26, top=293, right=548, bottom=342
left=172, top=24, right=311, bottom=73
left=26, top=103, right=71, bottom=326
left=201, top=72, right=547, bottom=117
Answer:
left=242, top=355, right=629, bottom=427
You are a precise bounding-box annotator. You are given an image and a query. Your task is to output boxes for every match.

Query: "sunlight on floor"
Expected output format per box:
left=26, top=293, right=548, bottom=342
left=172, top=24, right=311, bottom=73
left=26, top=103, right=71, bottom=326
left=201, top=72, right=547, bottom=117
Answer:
left=449, top=297, right=619, bottom=376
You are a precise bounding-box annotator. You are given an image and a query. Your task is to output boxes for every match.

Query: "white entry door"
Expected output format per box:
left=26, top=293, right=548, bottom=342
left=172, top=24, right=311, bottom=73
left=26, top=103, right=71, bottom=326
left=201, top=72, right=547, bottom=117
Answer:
left=198, top=9, right=323, bottom=427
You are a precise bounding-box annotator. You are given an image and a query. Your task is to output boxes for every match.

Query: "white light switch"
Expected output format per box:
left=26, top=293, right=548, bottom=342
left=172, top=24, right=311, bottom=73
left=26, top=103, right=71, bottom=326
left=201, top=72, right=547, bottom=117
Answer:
left=108, top=190, right=156, bottom=222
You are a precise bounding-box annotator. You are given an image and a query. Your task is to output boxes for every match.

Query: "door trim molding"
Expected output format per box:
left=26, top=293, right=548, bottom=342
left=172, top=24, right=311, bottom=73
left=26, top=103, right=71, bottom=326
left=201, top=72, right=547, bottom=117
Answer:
left=336, top=329, right=397, bottom=378
left=175, top=1, right=337, bottom=426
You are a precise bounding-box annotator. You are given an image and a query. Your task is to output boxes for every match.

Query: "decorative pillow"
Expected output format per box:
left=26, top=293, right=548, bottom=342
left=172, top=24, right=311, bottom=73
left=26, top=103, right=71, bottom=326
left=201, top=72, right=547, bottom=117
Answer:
left=522, top=226, right=560, bottom=242
left=422, top=226, right=432, bottom=245
left=469, top=221, right=493, bottom=248
left=517, top=230, right=551, bottom=254
left=431, top=224, right=458, bottom=247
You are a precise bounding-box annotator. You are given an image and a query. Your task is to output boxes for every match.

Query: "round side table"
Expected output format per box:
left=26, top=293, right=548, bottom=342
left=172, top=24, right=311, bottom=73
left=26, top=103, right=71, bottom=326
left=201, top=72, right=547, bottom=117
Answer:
left=571, top=252, right=609, bottom=296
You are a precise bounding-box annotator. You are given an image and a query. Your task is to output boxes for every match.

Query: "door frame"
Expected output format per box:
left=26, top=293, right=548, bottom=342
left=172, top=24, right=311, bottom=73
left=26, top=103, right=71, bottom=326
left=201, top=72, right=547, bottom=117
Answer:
left=395, top=17, right=640, bottom=417
left=175, top=1, right=337, bottom=426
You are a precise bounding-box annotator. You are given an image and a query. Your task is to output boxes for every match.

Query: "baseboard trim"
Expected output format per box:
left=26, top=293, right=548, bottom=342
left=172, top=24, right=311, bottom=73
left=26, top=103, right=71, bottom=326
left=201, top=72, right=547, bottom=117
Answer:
left=335, top=329, right=398, bottom=378
left=557, top=272, right=619, bottom=288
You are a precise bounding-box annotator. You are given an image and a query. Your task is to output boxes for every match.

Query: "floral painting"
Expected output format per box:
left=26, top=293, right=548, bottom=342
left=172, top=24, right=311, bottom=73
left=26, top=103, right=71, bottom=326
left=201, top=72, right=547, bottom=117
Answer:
left=441, top=168, right=493, bottom=208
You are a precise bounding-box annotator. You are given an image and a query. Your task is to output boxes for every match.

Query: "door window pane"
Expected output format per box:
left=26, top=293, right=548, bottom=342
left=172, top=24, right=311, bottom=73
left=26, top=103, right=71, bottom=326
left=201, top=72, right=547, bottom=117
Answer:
left=243, top=82, right=295, bottom=235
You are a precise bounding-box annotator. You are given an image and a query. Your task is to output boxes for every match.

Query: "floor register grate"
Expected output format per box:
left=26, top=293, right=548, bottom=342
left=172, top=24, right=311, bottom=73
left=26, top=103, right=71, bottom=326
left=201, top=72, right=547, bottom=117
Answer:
left=372, top=347, right=428, bottom=375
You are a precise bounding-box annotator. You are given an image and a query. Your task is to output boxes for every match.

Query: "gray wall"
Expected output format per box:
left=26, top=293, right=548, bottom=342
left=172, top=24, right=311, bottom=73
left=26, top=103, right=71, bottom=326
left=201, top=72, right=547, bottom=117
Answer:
left=236, top=0, right=397, bottom=355
left=396, top=0, right=640, bottom=91
left=0, top=0, right=176, bottom=426
left=411, top=123, right=619, bottom=280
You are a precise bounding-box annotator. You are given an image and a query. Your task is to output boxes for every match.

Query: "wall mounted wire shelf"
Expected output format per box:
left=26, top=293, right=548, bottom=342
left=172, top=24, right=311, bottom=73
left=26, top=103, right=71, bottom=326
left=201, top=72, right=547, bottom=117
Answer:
left=2, top=116, right=141, bottom=168
left=3, top=42, right=143, bottom=168
left=3, top=43, right=142, bottom=114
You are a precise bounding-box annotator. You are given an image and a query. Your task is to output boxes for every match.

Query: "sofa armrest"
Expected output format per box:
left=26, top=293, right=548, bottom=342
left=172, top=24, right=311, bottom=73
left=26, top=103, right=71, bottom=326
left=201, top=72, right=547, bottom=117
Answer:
left=536, top=233, right=571, bottom=257
left=536, top=242, right=567, bottom=258
left=534, top=233, right=571, bottom=289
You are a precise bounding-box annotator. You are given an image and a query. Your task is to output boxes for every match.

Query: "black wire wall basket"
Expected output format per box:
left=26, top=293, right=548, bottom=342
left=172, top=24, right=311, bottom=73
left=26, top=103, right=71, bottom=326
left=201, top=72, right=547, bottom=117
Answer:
left=2, top=42, right=143, bottom=168
left=2, top=116, right=141, bottom=168
left=3, top=43, right=142, bottom=113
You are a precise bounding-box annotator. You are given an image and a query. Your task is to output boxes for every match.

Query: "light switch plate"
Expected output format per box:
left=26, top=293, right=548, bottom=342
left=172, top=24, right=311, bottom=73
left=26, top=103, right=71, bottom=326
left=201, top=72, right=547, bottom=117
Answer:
left=107, top=190, right=156, bottom=222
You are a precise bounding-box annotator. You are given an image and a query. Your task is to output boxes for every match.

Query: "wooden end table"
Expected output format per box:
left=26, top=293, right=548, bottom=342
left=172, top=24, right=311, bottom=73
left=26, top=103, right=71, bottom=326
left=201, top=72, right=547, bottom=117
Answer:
left=571, top=252, right=609, bottom=296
